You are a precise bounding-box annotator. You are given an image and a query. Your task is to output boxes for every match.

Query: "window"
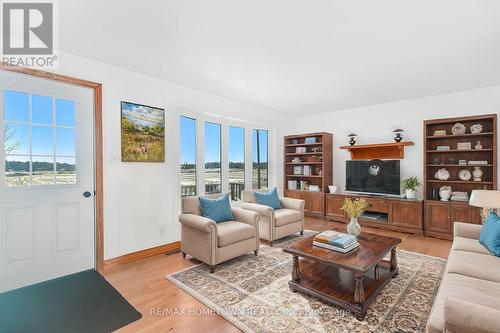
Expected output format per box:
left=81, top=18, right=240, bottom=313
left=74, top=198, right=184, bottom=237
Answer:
left=204, top=122, right=221, bottom=194
left=180, top=116, right=197, bottom=196
left=4, top=90, right=76, bottom=187
left=228, top=126, right=245, bottom=201
left=252, top=129, right=268, bottom=189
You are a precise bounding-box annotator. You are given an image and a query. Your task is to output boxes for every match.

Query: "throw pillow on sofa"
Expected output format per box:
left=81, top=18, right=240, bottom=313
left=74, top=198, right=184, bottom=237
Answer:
left=199, top=194, right=234, bottom=223
left=479, top=211, right=500, bottom=257
left=255, top=188, right=282, bottom=210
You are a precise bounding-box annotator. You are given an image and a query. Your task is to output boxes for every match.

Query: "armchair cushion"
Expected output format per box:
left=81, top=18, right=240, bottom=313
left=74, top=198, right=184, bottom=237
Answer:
left=199, top=194, right=233, bottom=223
left=274, top=209, right=302, bottom=227
left=255, top=188, right=282, bottom=210
left=216, top=221, right=255, bottom=247
left=479, top=211, right=500, bottom=256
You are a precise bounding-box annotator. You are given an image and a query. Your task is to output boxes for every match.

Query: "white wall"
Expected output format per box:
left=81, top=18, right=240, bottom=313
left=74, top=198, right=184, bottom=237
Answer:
left=52, top=52, right=288, bottom=260
left=290, top=86, right=500, bottom=199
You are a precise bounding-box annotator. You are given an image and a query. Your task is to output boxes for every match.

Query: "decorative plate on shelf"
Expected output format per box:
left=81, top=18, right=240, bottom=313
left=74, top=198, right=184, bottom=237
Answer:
left=470, top=124, right=483, bottom=134
left=452, top=123, right=466, bottom=135
left=458, top=169, right=472, bottom=181
left=435, top=168, right=450, bottom=180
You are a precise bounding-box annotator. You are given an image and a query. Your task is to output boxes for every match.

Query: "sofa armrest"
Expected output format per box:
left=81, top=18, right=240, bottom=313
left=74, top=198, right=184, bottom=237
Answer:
left=179, top=213, right=216, bottom=233
left=280, top=197, right=305, bottom=213
left=232, top=208, right=260, bottom=227
left=445, top=297, right=500, bottom=333
left=454, top=222, right=482, bottom=240
left=241, top=203, right=274, bottom=218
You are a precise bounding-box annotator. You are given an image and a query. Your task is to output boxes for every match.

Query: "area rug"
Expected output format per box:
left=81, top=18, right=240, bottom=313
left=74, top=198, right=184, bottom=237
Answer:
left=167, top=232, right=446, bottom=333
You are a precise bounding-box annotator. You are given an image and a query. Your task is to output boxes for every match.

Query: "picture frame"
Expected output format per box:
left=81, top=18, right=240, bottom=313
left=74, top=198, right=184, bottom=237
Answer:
left=121, top=101, right=165, bottom=162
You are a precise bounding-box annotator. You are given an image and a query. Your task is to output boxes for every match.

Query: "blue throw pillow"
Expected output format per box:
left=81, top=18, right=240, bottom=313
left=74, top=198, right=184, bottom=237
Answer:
left=479, top=211, right=500, bottom=257
left=255, top=188, right=282, bottom=210
left=199, top=194, right=233, bottom=223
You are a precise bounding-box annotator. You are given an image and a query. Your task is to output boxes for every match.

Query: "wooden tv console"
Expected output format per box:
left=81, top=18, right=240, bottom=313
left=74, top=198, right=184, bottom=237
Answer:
left=325, top=193, right=423, bottom=235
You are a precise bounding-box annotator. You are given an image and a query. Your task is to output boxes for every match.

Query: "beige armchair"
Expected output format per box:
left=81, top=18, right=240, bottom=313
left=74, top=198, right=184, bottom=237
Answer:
left=179, top=195, right=260, bottom=272
left=241, top=189, right=304, bottom=246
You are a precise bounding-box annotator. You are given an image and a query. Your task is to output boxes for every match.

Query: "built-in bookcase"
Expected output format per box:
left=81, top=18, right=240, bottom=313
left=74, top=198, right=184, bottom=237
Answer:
left=284, top=132, right=332, bottom=216
left=423, top=114, right=497, bottom=239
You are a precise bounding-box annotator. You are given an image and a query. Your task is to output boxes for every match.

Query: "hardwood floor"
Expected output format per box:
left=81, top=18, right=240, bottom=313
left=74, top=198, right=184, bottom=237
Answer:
left=104, top=216, right=452, bottom=333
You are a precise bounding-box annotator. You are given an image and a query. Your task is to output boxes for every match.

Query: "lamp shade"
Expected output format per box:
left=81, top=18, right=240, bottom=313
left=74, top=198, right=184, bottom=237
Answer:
left=469, top=190, right=500, bottom=208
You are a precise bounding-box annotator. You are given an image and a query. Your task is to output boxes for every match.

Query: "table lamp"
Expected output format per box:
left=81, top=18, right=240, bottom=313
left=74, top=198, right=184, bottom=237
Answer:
left=469, top=190, right=500, bottom=223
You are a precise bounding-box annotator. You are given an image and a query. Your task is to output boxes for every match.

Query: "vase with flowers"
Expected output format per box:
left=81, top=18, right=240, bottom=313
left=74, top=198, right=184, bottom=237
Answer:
left=341, top=198, right=369, bottom=237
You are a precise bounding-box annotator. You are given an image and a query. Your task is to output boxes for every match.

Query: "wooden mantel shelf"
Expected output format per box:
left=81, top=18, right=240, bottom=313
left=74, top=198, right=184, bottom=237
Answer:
left=340, top=141, right=414, bottom=160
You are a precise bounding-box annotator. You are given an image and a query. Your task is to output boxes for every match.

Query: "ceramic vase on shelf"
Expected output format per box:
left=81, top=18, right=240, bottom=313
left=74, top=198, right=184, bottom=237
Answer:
left=473, top=167, right=483, bottom=182
left=347, top=217, right=361, bottom=237
left=405, top=189, right=416, bottom=199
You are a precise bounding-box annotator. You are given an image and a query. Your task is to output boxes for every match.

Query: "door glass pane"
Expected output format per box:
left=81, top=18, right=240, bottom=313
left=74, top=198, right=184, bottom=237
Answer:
left=32, top=126, right=54, bottom=155
left=32, top=156, right=54, bottom=185
left=4, top=90, right=29, bottom=122
left=229, top=126, right=245, bottom=201
left=56, top=98, right=76, bottom=127
left=180, top=116, right=197, bottom=196
left=4, top=123, right=29, bottom=155
left=204, top=122, right=221, bottom=194
left=56, top=128, right=76, bottom=156
left=32, top=95, right=53, bottom=125
left=5, top=155, right=30, bottom=187
left=56, top=156, right=76, bottom=184
left=252, top=129, right=268, bottom=189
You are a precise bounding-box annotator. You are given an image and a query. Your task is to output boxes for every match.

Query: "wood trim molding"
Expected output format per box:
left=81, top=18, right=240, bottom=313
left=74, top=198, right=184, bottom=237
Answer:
left=104, top=241, right=181, bottom=269
left=0, top=65, right=105, bottom=271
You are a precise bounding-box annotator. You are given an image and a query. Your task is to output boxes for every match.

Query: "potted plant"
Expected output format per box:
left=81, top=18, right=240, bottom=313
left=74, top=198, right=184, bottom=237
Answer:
left=401, top=177, right=421, bottom=199
left=341, top=198, right=369, bottom=236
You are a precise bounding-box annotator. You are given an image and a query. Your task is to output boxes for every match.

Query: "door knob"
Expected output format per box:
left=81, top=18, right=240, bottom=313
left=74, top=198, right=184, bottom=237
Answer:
left=83, top=191, right=92, bottom=198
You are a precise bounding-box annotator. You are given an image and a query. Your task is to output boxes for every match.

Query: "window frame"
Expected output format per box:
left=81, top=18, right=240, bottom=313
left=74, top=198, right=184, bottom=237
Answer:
left=2, top=89, right=78, bottom=188
left=177, top=107, right=272, bottom=199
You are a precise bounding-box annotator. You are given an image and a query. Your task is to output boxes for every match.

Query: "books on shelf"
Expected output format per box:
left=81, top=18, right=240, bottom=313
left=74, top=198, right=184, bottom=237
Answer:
left=313, top=230, right=359, bottom=253
left=436, top=145, right=450, bottom=151
left=451, top=191, right=468, bottom=202
left=468, top=160, right=488, bottom=165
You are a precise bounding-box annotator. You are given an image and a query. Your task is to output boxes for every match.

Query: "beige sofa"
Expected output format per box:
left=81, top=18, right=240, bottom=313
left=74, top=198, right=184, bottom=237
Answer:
left=241, top=189, right=304, bottom=246
left=179, top=196, right=260, bottom=273
left=426, top=222, right=500, bottom=333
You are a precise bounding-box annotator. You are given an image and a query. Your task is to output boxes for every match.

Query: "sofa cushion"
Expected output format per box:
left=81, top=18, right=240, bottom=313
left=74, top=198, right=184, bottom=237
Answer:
left=480, top=211, right=500, bottom=256
left=274, top=208, right=302, bottom=227
left=452, top=236, right=491, bottom=255
left=446, top=249, right=500, bottom=283
left=255, top=188, right=282, bottom=210
left=199, top=194, right=233, bottom=223
left=426, top=273, right=500, bottom=333
left=216, top=221, right=255, bottom=247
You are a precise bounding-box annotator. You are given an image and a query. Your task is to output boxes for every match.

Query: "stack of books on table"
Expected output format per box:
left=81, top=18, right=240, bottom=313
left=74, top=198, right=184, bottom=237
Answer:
left=313, top=230, right=359, bottom=253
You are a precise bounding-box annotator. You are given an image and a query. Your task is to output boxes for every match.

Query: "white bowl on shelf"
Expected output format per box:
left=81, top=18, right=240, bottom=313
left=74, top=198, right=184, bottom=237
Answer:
left=328, top=185, right=338, bottom=193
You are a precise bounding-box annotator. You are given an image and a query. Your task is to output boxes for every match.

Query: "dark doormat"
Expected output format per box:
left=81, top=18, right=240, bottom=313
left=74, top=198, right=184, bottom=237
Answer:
left=0, top=269, right=142, bottom=333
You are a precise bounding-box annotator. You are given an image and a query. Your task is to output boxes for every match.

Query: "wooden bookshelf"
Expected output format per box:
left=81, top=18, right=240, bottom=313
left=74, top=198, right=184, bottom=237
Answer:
left=423, top=114, right=497, bottom=239
left=283, top=132, right=333, bottom=216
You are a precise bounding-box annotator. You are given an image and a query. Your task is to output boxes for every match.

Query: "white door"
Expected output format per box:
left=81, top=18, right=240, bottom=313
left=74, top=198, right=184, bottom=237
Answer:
left=0, top=71, right=95, bottom=292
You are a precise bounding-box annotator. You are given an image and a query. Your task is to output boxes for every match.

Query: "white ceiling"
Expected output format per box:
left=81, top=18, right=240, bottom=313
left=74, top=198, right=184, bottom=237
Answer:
left=59, top=0, right=500, bottom=115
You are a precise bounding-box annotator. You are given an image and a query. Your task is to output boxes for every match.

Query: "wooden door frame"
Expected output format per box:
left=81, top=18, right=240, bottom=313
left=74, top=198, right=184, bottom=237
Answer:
left=0, top=64, right=105, bottom=271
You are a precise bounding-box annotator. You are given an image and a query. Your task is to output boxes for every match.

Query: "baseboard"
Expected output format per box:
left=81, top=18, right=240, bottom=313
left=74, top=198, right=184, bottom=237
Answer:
left=104, top=241, right=181, bottom=268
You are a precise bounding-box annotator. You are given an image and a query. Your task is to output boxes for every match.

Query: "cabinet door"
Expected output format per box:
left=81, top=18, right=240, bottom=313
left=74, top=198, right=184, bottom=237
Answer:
left=425, top=203, right=451, bottom=234
left=284, top=190, right=302, bottom=200
left=451, top=206, right=481, bottom=225
left=302, top=192, right=324, bottom=215
left=325, top=195, right=346, bottom=220
left=390, top=202, right=422, bottom=229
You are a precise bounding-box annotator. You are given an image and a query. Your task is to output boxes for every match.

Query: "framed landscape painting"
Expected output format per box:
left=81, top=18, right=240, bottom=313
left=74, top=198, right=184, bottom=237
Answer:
left=121, top=101, right=165, bottom=162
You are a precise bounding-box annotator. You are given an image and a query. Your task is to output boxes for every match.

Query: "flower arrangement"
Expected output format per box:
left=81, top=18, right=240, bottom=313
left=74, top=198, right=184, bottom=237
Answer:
left=341, top=198, right=369, bottom=218
left=401, top=177, right=421, bottom=191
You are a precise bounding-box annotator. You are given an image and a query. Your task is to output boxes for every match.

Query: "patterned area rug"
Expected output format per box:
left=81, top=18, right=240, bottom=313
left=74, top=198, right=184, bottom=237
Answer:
left=167, top=232, right=446, bottom=333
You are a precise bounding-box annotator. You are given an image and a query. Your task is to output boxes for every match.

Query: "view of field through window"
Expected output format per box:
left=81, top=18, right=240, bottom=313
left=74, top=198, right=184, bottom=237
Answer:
left=4, top=90, right=77, bottom=187
left=180, top=117, right=269, bottom=198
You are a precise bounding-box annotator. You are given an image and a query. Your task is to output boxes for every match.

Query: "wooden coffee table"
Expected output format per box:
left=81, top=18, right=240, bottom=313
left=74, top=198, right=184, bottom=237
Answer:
left=283, top=231, right=401, bottom=320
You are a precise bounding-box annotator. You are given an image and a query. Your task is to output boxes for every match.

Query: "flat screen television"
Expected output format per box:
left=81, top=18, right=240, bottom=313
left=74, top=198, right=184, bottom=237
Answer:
left=345, top=160, right=400, bottom=196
